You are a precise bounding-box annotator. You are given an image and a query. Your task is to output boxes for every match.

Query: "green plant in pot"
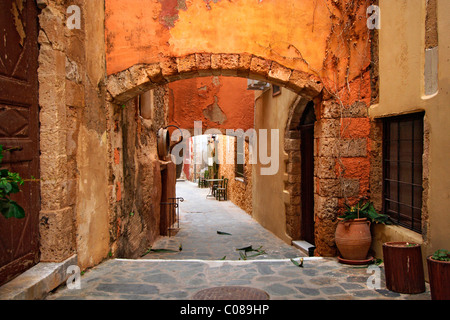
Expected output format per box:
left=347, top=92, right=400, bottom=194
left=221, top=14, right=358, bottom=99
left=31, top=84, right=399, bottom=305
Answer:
left=427, top=249, right=450, bottom=300
left=0, top=145, right=25, bottom=219
left=335, top=198, right=391, bottom=261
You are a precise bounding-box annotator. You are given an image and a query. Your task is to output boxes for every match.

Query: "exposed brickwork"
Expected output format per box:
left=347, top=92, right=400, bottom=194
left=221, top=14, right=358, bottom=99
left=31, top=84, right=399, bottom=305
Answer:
left=284, top=92, right=372, bottom=256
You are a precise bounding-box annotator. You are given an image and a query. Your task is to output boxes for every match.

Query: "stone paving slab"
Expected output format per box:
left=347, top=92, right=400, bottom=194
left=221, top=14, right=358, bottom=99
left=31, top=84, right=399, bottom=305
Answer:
left=141, top=181, right=304, bottom=260
left=45, top=181, right=431, bottom=300
left=46, top=258, right=430, bottom=300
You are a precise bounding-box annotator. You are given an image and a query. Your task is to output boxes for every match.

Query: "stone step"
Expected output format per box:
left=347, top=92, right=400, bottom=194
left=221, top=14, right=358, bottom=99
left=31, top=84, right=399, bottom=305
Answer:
left=0, top=255, right=77, bottom=300
left=292, top=240, right=316, bottom=257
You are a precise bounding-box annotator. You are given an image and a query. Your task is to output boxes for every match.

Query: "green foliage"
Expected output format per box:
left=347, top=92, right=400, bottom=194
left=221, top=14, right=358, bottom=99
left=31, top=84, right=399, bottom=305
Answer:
left=290, top=258, right=304, bottom=268
left=0, top=146, right=25, bottom=219
left=236, top=245, right=266, bottom=260
left=339, top=198, right=391, bottom=224
left=432, top=249, right=450, bottom=262
left=217, top=230, right=232, bottom=235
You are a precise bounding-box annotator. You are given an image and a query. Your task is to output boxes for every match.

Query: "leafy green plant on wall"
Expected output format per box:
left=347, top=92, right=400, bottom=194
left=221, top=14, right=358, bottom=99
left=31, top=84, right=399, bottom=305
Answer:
left=340, top=198, right=392, bottom=224
left=0, top=145, right=25, bottom=219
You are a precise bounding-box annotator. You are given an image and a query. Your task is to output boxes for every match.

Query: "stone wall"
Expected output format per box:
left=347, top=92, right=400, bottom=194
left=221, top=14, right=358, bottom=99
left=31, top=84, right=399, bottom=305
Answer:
left=217, top=135, right=252, bottom=215
left=37, top=0, right=110, bottom=269
left=107, top=86, right=171, bottom=259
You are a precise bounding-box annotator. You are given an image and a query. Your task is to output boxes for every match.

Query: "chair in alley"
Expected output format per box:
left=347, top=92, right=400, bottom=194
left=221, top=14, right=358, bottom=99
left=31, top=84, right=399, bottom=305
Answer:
left=211, top=176, right=224, bottom=197
left=215, top=178, right=228, bottom=201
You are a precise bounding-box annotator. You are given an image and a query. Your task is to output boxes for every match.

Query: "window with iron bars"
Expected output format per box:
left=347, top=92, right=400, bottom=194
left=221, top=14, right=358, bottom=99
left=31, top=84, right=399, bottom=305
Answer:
left=382, top=112, right=424, bottom=233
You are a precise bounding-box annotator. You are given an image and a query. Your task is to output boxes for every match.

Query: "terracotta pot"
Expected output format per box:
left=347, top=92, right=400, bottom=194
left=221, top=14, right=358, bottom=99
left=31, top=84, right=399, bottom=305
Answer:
left=335, top=218, right=371, bottom=260
left=427, top=255, right=450, bottom=300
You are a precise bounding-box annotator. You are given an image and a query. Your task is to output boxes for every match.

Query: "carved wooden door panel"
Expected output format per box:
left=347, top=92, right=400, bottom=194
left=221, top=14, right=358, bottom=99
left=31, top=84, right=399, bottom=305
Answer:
left=0, top=0, right=40, bottom=286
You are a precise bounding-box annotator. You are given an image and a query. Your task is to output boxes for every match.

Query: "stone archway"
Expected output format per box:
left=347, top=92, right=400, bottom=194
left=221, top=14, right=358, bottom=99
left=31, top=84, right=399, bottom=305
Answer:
left=106, top=54, right=323, bottom=105
left=105, top=55, right=324, bottom=256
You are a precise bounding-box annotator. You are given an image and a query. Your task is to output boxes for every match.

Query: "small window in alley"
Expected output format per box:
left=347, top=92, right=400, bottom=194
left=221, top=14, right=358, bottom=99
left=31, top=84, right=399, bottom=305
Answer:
left=272, top=84, right=281, bottom=97
left=235, top=136, right=245, bottom=178
left=383, top=112, right=424, bottom=233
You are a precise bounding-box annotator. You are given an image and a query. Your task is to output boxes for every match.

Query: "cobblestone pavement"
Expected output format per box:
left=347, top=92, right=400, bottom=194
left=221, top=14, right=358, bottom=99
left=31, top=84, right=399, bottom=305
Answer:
left=46, top=181, right=431, bottom=300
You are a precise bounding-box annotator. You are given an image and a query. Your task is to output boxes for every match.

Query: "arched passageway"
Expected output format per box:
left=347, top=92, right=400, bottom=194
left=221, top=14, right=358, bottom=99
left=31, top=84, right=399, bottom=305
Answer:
left=104, top=0, right=374, bottom=256
left=32, top=0, right=374, bottom=270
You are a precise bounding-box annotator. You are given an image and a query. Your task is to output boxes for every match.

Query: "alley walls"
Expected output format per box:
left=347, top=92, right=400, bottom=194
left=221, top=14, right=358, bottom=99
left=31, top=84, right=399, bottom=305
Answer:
left=37, top=0, right=109, bottom=269
left=253, top=87, right=300, bottom=244
left=369, top=0, right=450, bottom=261
left=33, top=0, right=449, bottom=274
left=105, top=0, right=374, bottom=257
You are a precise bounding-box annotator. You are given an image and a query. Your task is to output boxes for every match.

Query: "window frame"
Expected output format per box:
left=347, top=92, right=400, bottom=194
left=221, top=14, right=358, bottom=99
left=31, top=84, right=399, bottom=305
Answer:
left=382, top=112, right=425, bottom=233
left=234, top=136, right=245, bottom=179
left=272, top=84, right=281, bottom=97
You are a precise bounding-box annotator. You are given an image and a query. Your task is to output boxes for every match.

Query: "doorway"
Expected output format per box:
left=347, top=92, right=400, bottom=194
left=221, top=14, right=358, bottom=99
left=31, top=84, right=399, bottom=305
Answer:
left=300, top=101, right=316, bottom=245
left=0, top=0, right=40, bottom=286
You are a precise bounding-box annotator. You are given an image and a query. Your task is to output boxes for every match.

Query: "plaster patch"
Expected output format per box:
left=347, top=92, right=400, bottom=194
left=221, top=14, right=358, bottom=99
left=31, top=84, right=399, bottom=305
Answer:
left=159, top=0, right=188, bottom=29
left=202, top=96, right=227, bottom=124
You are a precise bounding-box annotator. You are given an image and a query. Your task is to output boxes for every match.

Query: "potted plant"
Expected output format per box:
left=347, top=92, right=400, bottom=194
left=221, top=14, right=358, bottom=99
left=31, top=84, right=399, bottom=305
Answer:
left=0, top=145, right=25, bottom=219
left=335, top=198, right=391, bottom=262
left=427, top=249, right=450, bottom=300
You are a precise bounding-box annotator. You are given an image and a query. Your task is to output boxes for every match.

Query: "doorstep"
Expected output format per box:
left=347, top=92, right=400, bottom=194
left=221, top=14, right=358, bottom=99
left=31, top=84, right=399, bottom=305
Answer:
left=292, top=240, right=316, bottom=256
left=0, top=254, right=77, bottom=300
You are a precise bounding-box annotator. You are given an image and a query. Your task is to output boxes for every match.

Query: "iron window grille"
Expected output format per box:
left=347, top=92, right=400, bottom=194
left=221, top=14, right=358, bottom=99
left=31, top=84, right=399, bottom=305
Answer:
left=382, top=112, right=424, bottom=233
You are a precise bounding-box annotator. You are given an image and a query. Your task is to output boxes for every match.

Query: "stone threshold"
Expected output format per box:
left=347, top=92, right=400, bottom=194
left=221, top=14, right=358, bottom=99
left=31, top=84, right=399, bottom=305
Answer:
left=292, top=240, right=316, bottom=257
left=0, top=254, right=77, bottom=300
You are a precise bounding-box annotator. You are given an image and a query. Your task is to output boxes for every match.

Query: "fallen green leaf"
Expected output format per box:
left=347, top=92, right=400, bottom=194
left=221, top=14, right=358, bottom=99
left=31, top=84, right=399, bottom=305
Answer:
left=239, top=251, right=247, bottom=260
left=290, top=258, right=304, bottom=268
left=246, top=251, right=266, bottom=258
left=150, top=248, right=179, bottom=253
left=236, top=245, right=254, bottom=252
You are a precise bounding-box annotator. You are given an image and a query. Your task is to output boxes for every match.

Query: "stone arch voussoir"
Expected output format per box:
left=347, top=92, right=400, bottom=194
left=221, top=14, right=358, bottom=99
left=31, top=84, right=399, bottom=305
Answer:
left=106, top=53, right=323, bottom=105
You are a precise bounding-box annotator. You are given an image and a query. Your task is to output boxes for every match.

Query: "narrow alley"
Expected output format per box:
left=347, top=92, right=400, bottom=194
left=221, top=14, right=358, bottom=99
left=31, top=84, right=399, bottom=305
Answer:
left=44, top=181, right=431, bottom=301
left=1, top=1, right=448, bottom=306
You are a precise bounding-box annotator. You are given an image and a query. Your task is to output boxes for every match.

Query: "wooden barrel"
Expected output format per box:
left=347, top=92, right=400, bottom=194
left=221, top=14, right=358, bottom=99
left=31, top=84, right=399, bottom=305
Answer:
left=427, top=256, right=450, bottom=300
left=383, top=242, right=425, bottom=294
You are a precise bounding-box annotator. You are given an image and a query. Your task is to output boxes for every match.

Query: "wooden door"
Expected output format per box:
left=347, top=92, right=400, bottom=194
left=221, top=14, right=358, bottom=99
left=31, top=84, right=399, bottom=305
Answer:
left=300, top=102, right=316, bottom=245
left=0, top=0, right=40, bottom=286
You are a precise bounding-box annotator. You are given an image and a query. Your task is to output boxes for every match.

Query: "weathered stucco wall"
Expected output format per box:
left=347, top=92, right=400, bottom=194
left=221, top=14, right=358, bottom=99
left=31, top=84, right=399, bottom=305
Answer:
left=168, top=76, right=254, bottom=133
left=253, top=87, right=299, bottom=244
left=369, top=0, right=450, bottom=261
left=107, top=86, right=171, bottom=259
left=105, top=0, right=370, bottom=90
